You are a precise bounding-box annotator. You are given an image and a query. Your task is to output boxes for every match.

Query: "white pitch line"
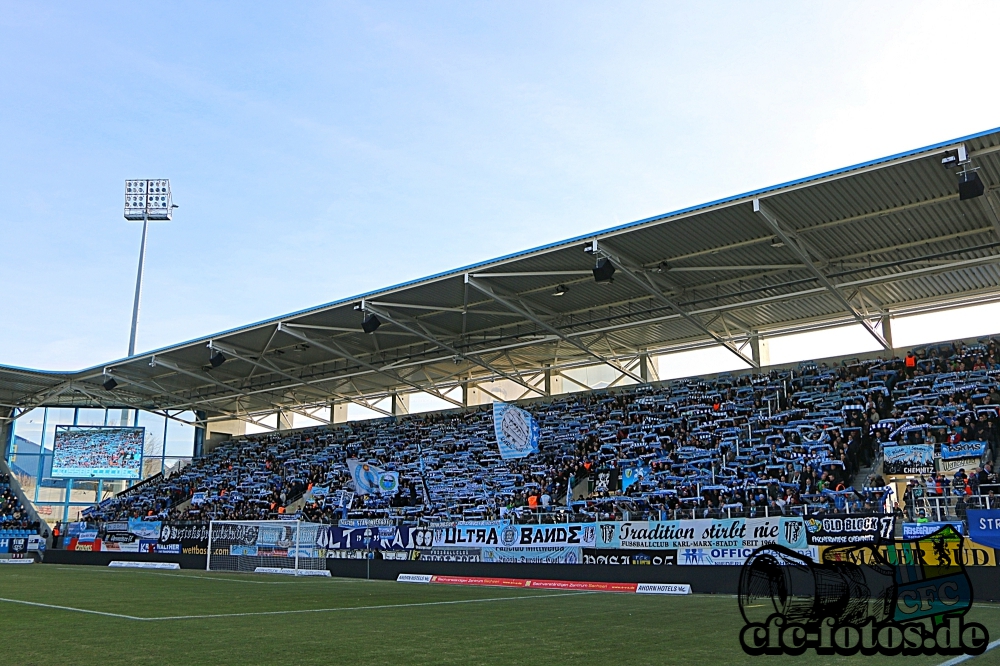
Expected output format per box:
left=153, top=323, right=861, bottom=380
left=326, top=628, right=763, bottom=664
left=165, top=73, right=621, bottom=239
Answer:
left=51, top=566, right=292, bottom=584
left=937, top=638, right=1000, bottom=666
left=0, top=590, right=594, bottom=622
left=0, top=597, right=143, bottom=620
left=148, top=591, right=596, bottom=621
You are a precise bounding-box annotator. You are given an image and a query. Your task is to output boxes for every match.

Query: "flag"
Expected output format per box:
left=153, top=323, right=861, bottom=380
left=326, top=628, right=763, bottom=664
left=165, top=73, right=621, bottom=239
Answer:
left=621, top=465, right=649, bottom=491
left=492, top=402, right=540, bottom=459
left=347, top=459, right=399, bottom=495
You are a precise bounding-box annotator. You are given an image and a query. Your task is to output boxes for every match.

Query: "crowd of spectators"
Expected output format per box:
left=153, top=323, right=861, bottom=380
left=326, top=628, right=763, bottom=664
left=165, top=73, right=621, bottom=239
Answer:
left=84, top=338, right=1000, bottom=527
left=1, top=473, right=43, bottom=534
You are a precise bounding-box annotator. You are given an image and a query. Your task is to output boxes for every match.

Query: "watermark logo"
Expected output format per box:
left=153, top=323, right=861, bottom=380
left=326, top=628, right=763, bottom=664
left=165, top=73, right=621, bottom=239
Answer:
left=737, top=526, right=988, bottom=656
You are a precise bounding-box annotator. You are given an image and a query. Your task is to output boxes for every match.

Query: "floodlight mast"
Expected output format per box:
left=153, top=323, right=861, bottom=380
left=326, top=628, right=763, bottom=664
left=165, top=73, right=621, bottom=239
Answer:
left=124, top=179, right=173, bottom=357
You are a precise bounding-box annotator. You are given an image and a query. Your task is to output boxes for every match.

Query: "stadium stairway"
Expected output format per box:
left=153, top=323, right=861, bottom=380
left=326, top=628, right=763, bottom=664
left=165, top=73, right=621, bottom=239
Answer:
left=284, top=496, right=308, bottom=514
left=0, top=457, right=50, bottom=550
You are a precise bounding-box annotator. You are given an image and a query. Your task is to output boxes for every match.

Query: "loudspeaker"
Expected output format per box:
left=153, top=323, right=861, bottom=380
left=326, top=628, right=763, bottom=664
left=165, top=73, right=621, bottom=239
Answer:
left=210, top=351, right=226, bottom=368
left=362, top=314, right=382, bottom=334
left=592, top=258, right=616, bottom=283
left=959, top=171, right=984, bottom=200
left=102, top=377, right=118, bottom=391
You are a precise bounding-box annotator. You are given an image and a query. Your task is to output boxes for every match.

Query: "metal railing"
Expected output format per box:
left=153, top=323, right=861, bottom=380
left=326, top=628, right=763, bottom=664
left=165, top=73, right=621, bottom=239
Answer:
left=913, top=486, right=1000, bottom=523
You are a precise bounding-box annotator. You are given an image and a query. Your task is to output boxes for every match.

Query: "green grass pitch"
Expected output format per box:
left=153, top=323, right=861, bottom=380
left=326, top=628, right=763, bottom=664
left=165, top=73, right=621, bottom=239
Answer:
left=2, top=565, right=1000, bottom=665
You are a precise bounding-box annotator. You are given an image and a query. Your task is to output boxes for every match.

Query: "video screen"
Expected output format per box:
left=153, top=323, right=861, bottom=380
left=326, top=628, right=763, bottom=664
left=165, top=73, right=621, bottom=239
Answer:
left=51, top=426, right=145, bottom=479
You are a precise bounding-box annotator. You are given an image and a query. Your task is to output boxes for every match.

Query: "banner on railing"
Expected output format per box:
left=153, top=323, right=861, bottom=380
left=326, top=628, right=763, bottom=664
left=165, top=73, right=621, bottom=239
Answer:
left=481, top=546, right=582, bottom=564
left=432, top=522, right=594, bottom=548
left=940, top=441, right=987, bottom=461
left=803, top=515, right=895, bottom=546
left=903, top=522, right=964, bottom=539
left=821, top=534, right=996, bottom=567
left=883, top=444, right=935, bottom=475
left=315, top=525, right=431, bottom=552
left=582, top=548, right=677, bottom=566
left=967, top=510, right=1000, bottom=550
left=596, top=517, right=808, bottom=551
left=127, top=518, right=162, bottom=540
left=679, top=545, right=818, bottom=565
left=937, top=456, right=982, bottom=473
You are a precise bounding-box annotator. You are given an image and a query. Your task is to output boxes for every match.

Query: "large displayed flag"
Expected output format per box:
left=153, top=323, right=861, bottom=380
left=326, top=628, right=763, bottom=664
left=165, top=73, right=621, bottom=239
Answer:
left=621, top=465, right=649, bottom=491
left=492, top=402, right=540, bottom=459
left=347, top=459, right=399, bottom=495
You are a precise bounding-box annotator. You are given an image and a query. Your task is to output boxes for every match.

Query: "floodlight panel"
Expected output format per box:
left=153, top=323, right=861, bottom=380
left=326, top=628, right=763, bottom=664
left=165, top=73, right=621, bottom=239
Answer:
left=124, top=194, right=147, bottom=220
left=124, top=178, right=173, bottom=220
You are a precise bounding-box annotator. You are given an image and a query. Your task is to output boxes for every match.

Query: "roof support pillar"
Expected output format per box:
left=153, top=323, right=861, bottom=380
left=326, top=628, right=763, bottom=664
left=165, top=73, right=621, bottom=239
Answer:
left=880, top=314, right=894, bottom=353
left=638, top=352, right=651, bottom=383
left=749, top=332, right=770, bottom=368
left=543, top=366, right=563, bottom=395
left=391, top=392, right=409, bottom=416
left=0, top=407, right=13, bottom=462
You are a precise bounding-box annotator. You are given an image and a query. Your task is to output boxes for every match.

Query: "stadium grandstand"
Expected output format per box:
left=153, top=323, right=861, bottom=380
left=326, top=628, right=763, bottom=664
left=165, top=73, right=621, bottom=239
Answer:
left=4, top=128, right=1000, bottom=663
left=4, top=128, right=1000, bottom=522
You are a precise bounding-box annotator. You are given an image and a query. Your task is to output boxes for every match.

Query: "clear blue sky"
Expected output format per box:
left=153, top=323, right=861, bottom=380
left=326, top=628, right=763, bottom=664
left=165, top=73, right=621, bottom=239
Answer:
left=3, top=1, right=998, bottom=371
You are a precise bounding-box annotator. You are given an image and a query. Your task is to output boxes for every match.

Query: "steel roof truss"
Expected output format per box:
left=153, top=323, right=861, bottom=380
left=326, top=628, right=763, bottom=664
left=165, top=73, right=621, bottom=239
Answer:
left=465, top=275, right=645, bottom=383
left=753, top=198, right=891, bottom=350
left=362, top=302, right=541, bottom=395
left=593, top=242, right=758, bottom=368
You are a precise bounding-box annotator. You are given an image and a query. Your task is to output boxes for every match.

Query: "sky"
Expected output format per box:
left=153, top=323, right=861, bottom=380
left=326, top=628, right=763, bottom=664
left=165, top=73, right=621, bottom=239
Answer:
left=2, top=1, right=1000, bottom=372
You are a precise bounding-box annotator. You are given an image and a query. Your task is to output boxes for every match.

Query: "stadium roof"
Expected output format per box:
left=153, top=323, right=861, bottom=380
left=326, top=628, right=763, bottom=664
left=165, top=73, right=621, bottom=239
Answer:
left=5, top=126, right=1000, bottom=427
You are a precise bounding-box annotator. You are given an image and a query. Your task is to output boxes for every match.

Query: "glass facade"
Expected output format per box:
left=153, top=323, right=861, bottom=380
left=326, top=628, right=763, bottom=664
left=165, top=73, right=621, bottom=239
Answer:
left=5, top=407, right=196, bottom=525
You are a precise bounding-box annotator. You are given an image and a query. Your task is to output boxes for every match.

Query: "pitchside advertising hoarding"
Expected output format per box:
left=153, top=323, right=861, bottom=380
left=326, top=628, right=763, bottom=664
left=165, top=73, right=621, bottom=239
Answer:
left=68, top=514, right=999, bottom=566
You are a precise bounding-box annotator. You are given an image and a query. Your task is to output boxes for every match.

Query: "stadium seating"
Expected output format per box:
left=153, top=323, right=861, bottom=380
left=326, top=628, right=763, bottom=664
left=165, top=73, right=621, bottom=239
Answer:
left=86, top=338, right=1000, bottom=526
left=0, top=473, right=42, bottom=536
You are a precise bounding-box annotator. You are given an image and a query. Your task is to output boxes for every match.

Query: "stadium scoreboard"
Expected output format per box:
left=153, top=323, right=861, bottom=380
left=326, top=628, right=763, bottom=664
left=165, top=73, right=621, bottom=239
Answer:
left=51, top=426, right=145, bottom=480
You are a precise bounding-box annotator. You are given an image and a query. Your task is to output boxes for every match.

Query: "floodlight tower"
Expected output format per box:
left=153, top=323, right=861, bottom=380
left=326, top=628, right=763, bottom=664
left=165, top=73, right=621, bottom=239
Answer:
left=124, top=179, right=175, bottom=356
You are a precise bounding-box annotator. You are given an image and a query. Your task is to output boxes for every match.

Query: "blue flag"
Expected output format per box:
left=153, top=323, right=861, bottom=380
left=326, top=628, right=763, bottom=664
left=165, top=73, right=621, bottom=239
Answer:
left=493, top=402, right=540, bottom=459
left=621, top=465, right=649, bottom=491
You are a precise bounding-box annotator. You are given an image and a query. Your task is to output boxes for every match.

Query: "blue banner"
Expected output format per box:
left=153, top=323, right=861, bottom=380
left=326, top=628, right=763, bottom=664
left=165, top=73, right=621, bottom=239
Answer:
left=492, top=402, right=540, bottom=459
left=967, top=510, right=1000, bottom=550
left=621, top=465, right=649, bottom=492
left=315, top=525, right=431, bottom=551
left=941, top=441, right=987, bottom=460
left=902, top=522, right=965, bottom=539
